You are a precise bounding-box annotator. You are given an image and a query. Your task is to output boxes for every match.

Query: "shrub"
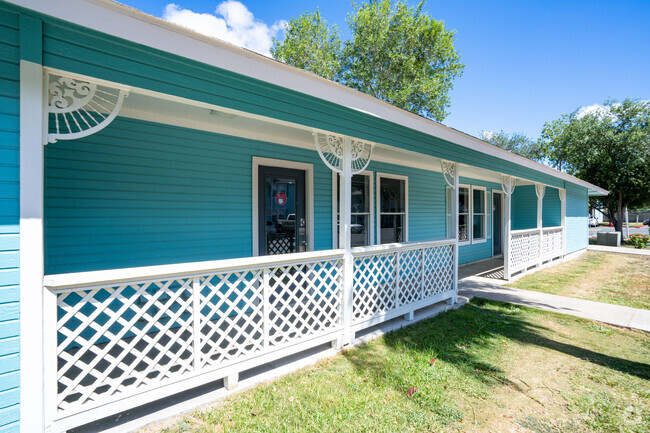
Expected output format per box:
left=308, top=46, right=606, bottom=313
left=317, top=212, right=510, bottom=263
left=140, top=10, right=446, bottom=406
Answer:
left=627, top=233, right=650, bottom=249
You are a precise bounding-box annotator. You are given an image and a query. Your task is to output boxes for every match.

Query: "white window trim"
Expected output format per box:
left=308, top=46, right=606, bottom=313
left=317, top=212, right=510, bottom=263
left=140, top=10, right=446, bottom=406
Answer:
left=252, top=157, right=314, bottom=256
left=376, top=172, right=409, bottom=244
left=471, top=186, right=487, bottom=244
left=332, top=170, right=374, bottom=248
left=458, top=184, right=471, bottom=246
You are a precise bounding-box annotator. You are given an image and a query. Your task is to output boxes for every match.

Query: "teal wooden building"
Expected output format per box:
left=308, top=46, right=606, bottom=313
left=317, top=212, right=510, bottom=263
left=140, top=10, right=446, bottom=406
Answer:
left=0, top=0, right=607, bottom=431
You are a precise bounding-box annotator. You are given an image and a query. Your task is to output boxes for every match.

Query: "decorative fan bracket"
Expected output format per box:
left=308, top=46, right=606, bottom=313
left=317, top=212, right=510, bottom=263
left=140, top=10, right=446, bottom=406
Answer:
left=313, top=131, right=373, bottom=175
left=440, top=160, right=457, bottom=189
left=45, top=71, right=129, bottom=144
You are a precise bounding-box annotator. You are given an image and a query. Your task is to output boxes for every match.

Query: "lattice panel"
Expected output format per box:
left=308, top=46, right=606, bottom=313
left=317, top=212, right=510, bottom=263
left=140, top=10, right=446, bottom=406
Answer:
left=352, top=253, right=396, bottom=321
left=422, top=245, right=455, bottom=297
left=510, top=232, right=541, bottom=272
left=397, top=249, right=422, bottom=306
left=56, top=279, right=194, bottom=412
left=542, top=229, right=563, bottom=260
left=198, top=270, right=264, bottom=368
left=267, top=260, right=342, bottom=346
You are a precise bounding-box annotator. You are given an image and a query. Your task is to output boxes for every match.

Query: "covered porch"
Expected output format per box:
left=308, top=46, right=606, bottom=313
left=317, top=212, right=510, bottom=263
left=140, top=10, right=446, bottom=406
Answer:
left=29, top=68, right=566, bottom=432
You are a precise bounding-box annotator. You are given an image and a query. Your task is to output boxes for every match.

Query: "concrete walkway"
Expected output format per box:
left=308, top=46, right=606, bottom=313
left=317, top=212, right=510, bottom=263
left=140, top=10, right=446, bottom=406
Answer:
left=459, top=277, right=650, bottom=332
left=588, top=244, right=650, bottom=256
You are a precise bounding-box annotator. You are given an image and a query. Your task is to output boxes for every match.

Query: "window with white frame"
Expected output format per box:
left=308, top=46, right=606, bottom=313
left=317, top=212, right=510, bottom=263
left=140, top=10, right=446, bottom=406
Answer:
left=378, top=174, right=407, bottom=244
left=458, top=186, right=470, bottom=243
left=472, top=187, right=486, bottom=242
left=335, top=173, right=372, bottom=247
left=451, top=185, right=487, bottom=244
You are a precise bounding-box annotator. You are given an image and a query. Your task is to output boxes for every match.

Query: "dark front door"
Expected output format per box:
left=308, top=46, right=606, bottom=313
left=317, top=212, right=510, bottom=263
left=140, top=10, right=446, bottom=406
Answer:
left=493, top=193, right=502, bottom=255
left=258, top=166, right=306, bottom=255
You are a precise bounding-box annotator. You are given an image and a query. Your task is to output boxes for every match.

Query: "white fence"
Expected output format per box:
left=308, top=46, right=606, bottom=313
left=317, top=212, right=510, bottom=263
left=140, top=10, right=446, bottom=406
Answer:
left=509, top=226, right=564, bottom=275
left=43, top=239, right=456, bottom=431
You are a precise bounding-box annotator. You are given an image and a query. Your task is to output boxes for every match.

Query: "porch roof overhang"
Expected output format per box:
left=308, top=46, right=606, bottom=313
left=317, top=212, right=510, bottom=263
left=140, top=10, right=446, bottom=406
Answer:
left=14, top=0, right=608, bottom=197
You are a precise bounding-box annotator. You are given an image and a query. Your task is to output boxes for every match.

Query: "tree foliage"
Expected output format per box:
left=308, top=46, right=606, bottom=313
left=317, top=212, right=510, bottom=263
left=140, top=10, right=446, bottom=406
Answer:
left=479, top=131, right=544, bottom=162
left=540, top=99, right=650, bottom=230
left=271, top=0, right=464, bottom=121
left=270, top=10, right=342, bottom=81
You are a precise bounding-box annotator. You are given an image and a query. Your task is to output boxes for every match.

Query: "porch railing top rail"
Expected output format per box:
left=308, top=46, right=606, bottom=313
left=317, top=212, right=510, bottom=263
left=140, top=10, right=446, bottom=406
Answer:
left=511, top=226, right=563, bottom=236
left=44, top=248, right=345, bottom=292
left=351, top=238, right=456, bottom=256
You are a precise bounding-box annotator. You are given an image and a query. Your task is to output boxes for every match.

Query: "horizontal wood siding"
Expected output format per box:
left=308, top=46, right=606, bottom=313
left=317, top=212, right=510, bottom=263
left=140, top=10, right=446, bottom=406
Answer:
left=566, top=184, right=588, bottom=254
left=0, top=5, right=20, bottom=432
left=45, top=117, right=332, bottom=274
left=542, top=187, right=562, bottom=228
left=511, top=185, right=537, bottom=230
left=16, top=3, right=585, bottom=190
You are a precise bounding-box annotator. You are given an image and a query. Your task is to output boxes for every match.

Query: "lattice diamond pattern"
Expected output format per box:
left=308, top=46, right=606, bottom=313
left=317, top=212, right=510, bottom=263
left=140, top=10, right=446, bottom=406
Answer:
left=53, top=243, right=457, bottom=418
left=56, top=278, right=194, bottom=412
left=198, top=270, right=264, bottom=368
left=267, top=260, right=342, bottom=346
left=397, top=249, right=422, bottom=306
left=422, top=245, right=454, bottom=297
left=352, top=253, right=396, bottom=321
left=510, top=232, right=541, bottom=272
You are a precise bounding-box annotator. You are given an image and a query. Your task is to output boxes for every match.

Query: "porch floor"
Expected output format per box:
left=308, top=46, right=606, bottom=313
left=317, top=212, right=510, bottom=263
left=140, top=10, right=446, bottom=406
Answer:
left=458, top=256, right=505, bottom=281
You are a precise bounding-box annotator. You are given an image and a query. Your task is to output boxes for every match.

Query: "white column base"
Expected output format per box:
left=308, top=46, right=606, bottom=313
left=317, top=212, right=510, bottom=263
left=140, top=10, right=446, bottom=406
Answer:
left=404, top=311, right=414, bottom=322
left=224, top=373, right=239, bottom=391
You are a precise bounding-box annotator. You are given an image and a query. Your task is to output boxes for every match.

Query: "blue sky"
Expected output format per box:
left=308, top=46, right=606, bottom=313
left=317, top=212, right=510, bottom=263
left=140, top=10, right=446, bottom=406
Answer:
left=121, top=0, right=649, bottom=139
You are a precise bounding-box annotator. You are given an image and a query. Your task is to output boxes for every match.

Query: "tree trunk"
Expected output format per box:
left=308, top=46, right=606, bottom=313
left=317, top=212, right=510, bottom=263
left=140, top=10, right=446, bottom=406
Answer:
left=615, top=192, right=623, bottom=233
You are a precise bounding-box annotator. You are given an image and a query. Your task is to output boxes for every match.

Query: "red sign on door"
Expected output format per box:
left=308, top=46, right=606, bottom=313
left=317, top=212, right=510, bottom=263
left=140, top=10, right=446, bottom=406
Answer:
left=275, top=191, right=287, bottom=206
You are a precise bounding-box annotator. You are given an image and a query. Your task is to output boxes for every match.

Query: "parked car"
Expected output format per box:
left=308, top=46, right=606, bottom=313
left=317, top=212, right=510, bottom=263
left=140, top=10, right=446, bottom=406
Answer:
left=588, top=216, right=598, bottom=227
left=643, top=218, right=650, bottom=226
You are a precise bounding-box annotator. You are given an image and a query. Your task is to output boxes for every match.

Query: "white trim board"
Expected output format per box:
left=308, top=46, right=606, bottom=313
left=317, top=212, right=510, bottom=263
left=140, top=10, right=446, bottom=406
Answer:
left=252, top=157, right=314, bottom=257
left=14, top=0, right=608, bottom=196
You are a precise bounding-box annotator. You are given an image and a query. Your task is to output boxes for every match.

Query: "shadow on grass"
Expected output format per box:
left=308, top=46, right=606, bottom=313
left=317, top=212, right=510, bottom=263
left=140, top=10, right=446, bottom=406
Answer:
left=343, top=298, right=649, bottom=409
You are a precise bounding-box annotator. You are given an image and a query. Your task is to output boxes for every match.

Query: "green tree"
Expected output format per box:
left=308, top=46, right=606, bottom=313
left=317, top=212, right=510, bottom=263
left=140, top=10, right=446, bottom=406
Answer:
left=540, top=99, right=650, bottom=232
left=480, top=131, right=544, bottom=162
left=271, top=1, right=464, bottom=121
left=271, top=10, right=342, bottom=81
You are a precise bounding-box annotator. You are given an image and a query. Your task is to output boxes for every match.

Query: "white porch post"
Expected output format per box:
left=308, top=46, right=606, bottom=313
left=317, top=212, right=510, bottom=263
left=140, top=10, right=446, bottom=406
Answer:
left=452, top=166, right=459, bottom=303
left=559, top=189, right=566, bottom=257
left=19, top=59, right=49, bottom=432
left=501, top=176, right=516, bottom=280
left=440, top=161, right=458, bottom=304
left=535, top=183, right=546, bottom=267
left=314, top=132, right=373, bottom=348
left=340, top=137, right=354, bottom=345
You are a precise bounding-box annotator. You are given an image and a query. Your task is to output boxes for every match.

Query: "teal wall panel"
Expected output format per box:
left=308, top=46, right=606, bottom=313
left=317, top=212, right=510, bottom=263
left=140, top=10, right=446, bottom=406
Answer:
left=511, top=185, right=537, bottom=230
left=566, top=184, right=588, bottom=254
left=542, top=187, right=562, bottom=228
left=45, top=117, right=333, bottom=274
left=0, top=5, right=20, bottom=430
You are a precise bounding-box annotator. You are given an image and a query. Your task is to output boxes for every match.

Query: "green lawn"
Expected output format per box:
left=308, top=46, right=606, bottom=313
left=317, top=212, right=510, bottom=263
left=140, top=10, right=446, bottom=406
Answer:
left=507, top=251, right=650, bottom=310
left=143, top=299, right=650, bottom=433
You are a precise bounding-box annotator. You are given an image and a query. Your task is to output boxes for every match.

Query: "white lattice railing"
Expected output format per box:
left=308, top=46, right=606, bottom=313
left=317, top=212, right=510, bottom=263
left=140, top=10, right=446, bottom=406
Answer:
left=509, top=227, right=563, bottom=275
left=541, top=226, right=564, bottom=261
left=351, top=239, right=455, bottom=331
left=43, top=240, right=457, bottom=431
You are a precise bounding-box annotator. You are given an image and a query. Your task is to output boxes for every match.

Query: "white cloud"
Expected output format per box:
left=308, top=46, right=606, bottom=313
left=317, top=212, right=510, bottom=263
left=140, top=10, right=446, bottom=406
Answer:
left=576, top=103, right=613, bottom=119
left=163, top=2, right=286, bottom=57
